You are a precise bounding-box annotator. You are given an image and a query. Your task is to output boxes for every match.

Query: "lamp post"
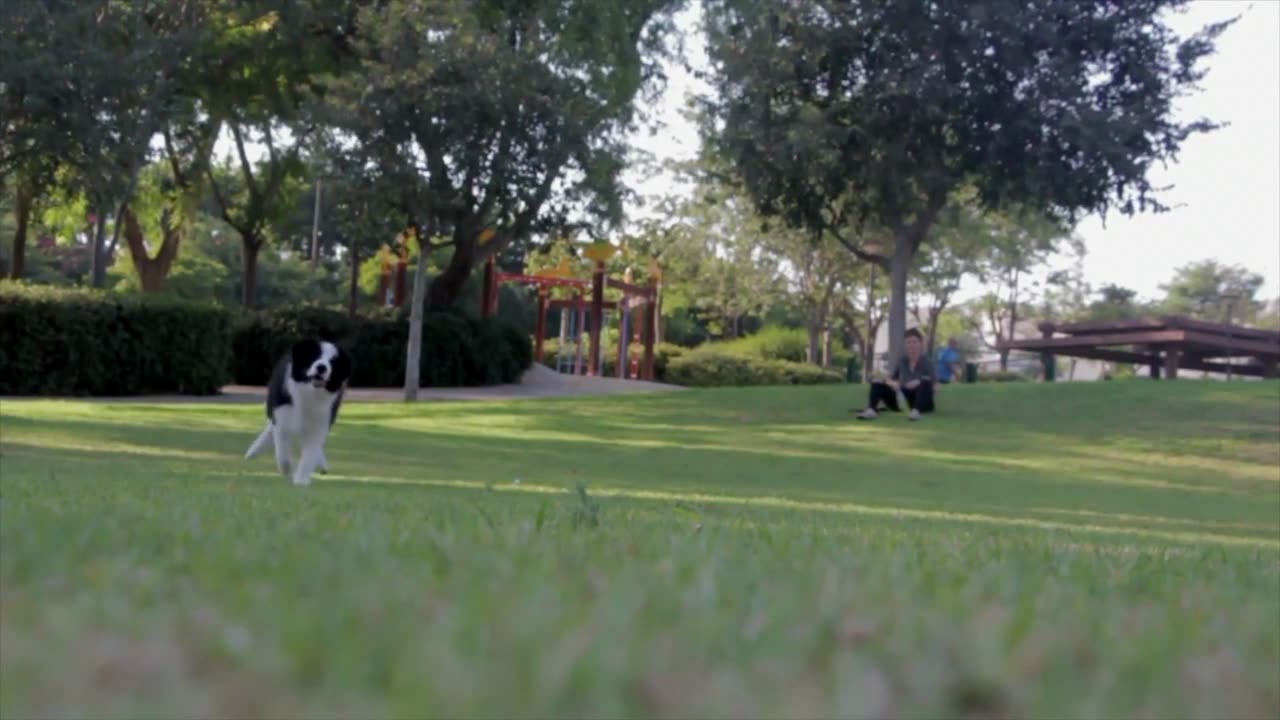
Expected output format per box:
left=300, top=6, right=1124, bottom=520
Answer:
left=1220, top=291, right=1241, bottom=382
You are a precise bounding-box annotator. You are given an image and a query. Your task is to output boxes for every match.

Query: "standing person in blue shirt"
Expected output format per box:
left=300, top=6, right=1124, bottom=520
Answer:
left=936, top=336, right=961, bottom=384
left=855, top=328, right=935, bottom=422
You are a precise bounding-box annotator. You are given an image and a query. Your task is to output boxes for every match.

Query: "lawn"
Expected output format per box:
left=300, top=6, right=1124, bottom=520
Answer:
left=1, top=380, right=1278, bottom=719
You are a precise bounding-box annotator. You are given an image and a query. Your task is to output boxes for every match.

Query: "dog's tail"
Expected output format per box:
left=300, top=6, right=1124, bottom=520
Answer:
left=244, top=421, right=273, bottom=460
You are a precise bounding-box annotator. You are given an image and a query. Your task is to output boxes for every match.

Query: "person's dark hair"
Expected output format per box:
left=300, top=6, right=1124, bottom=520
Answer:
left=904, top=328, right=924, bottom=341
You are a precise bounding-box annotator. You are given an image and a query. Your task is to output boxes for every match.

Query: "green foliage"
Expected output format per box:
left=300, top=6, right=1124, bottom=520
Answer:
left=1080, top=284, right=1152, bottom=322
left=977, top=370, right=1029, bottom=383
left=665, top=350, right=844, bottom=388
left=0, top=281, right=231, bottom=396
left=713, top=326, right=807, bottom=363
left=319, top=0, right=681, bottom=306
left=1158, top=259, right=1266, bottom=323
left=661, top=307, right=711, bottom=347
left=229, top=305, right=533, bottom=388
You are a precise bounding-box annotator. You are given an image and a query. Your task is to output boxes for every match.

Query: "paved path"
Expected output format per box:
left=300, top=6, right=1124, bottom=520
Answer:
left=2, top=365, right=688, bottom=404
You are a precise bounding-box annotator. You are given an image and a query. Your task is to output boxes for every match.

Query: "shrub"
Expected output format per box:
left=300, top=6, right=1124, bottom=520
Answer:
left=228, top=305, right=532, bottom=388
left=979, top=369, right=1029, bottom=383
left=0, top=281, right=231, bottom=396
left=665, top=350, right=844, bottom=388
left=715, top=326, right=808, bottom=362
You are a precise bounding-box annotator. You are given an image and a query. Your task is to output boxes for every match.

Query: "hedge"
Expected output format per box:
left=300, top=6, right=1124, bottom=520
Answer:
left=978, top=369, right=1030, bottom=382
left=229, top=305, right=533, bottom=388
left=665, top=350, right=845, bottom=387
left=0, top=281, right=232, bottom=396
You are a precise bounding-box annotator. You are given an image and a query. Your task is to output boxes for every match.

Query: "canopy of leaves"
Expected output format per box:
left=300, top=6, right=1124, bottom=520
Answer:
left=316, top=0, right=681, bottom=272
left=697, top=0, right=1237, bottom=237
left=1158, top=259, right=1265, bottom=323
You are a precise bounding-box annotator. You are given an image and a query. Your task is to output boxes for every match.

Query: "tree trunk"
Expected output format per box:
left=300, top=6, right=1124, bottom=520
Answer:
left=89, top=208, right=109, bottom=288
left=241, top=240, right=260, bottom=308
left=998, top=271, right=1021, bottom=371
left=122, top=208, right=181, bottom=292
left=822, top=328, right=832, bottom=369
left=886, top=226, right=912, bottom=366
left=805, top=321, right=821, bottom=365
left=427, top=235, right=475, bottom=309
left=859, top=336, right=873, bottom=382
left=924, top=302, right=947, bottom=357
left=9, top=182, right=32, bottom=280
left=404, top=224, right=432, bottom=401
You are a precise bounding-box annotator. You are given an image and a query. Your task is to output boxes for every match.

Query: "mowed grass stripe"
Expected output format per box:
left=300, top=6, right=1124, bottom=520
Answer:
left=1, top=380, right=1278, bottom=718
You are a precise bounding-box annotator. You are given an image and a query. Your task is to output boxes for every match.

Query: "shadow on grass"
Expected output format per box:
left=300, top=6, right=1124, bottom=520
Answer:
left=13, top=439, right=1277, bottom=551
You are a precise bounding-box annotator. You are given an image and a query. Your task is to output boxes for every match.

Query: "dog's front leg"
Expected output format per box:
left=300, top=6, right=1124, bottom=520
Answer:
left=292, top=436, right=325, bottom=487
left=272, top=424, right=292, bottom=480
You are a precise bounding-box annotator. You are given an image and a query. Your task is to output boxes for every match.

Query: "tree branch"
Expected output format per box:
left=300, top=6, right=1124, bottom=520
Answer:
left=229, top=122, right=260, bottom=200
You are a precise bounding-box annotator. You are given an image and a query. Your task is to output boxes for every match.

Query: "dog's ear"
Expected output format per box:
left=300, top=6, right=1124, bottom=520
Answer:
left=326, top=346, right=353, bottom=392
left=290, top=339, right=322, bottom=382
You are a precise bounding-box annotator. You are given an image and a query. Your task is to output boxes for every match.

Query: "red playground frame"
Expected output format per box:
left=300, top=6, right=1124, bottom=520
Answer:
left=478, top=246, right=660, bottom=381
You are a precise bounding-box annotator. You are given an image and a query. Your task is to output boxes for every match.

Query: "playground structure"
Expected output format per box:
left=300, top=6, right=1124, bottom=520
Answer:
left=479, top=242, right=661, bottom=381
left=375, top=233, right=411, bottom=308
left=1001, top=316, right=1280, bottom=380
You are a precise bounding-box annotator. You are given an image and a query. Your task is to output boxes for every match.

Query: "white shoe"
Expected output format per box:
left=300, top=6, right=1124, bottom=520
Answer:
left=909, top=409, right=921, bottom=421
left=856, top=408, right=878, bottom=420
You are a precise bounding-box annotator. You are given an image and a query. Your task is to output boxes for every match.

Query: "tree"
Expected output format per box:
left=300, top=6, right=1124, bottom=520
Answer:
left=319, top=0, right=681, bottom=311
left=968, top=210, right=1075, bottom=369
left=907, top=200, right=989, bottom=354
left=206, top=126, right=309, bottom=306
left=1080, top=283, right=1148, bottom=322
left=832, top=262, right=890, bottom=382
left=199, top=0, right=359, bottom=306
left=699, top=0, right=1236, bottom=366
left=1158, top=259, right=1265, bottom=325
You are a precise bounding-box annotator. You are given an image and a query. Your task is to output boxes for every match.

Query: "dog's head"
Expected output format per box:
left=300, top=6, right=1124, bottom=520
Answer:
left=289, top=338, right=353, bottom=393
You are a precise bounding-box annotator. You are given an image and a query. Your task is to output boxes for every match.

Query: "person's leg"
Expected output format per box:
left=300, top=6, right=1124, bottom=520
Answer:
left=901, top=385, right=919, bottom=420
left=915, top=380, right=936, bottom=414
left=857, top=381, right=900, bottom=419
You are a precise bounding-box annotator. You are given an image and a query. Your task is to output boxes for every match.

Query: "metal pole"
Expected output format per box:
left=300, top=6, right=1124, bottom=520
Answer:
left=310, top=178, right=322, bottom=270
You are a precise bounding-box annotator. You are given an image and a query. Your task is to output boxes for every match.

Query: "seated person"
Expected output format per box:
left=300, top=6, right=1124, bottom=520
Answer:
left=855, top=328, right=935, bottom=422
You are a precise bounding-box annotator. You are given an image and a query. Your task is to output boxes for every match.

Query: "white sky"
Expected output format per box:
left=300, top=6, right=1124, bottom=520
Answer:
left=622, top=0, right=1280, bottom=303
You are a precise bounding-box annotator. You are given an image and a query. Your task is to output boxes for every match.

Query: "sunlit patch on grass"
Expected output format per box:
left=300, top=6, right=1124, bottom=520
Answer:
left=2, top=381, right=1279, bottom=718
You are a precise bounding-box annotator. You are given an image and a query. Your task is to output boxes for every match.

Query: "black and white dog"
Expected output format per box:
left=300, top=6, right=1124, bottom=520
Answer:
left=244, top=338, right=353, bottom=486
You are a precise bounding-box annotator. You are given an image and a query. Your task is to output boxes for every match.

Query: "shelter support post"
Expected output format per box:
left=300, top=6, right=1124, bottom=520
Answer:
left=1039, top=324, right=1056, bottom=382
left=588, top=260, right=605, bottom=377
left=1163, top=347, right=1181, bottom=380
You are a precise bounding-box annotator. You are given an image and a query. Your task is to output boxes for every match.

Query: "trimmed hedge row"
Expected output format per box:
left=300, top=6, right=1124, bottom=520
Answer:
left=666, top=350, right=845, bottom=387
left=0, top=281, right=232, bottom=396
left=539, top=336, right=846, bottom=387
left=0, top=282, right=533, bottom=396
left=230, top=306, right=533, bottom=388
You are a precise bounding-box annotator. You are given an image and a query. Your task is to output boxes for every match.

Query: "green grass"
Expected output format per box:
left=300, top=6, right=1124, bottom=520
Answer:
left=2, top=380, right=1278, bottom=719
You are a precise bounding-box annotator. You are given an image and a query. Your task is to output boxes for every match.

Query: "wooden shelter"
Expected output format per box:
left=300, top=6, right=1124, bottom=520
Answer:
left=999, top=317, right=1280, bottom=380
